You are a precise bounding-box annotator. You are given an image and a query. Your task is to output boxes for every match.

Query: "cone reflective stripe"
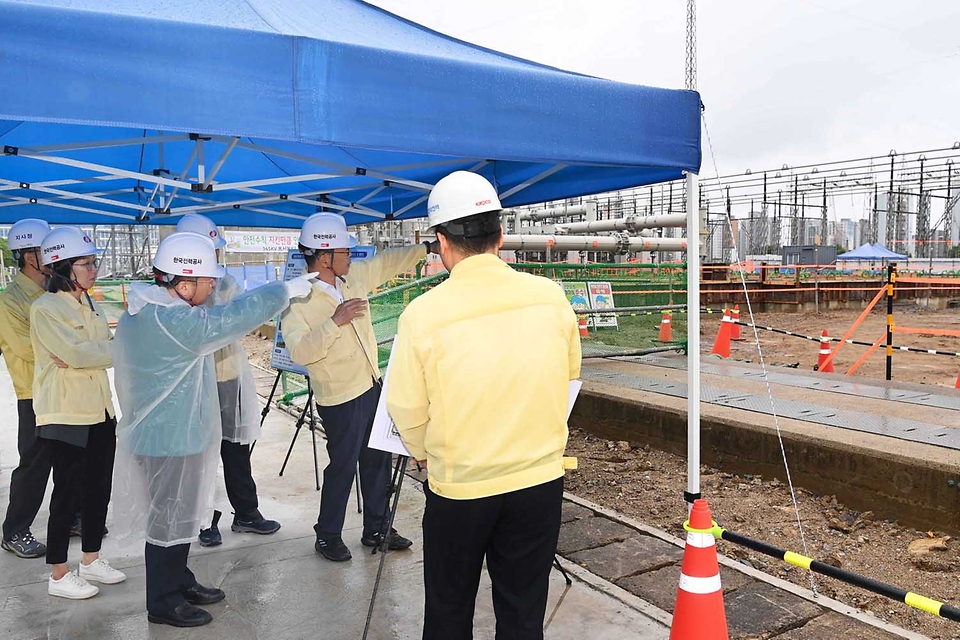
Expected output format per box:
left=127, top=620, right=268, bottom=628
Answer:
left=670, top=499, right=728, bottom=640
left=578, top=316, right=589, bottom=338
left=731, top=305, right=743, bottom=341
left=659, top=310, right=673, bottom=342
left=816, top=330, right=834, bottom=373
left=710, top=310, right=733, bottom=358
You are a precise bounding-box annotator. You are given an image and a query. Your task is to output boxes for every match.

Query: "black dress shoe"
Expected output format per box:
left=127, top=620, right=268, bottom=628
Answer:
left=148, top=603, right=213, bottom=627
left=183, top=583, right=226, bottom=605
left=315, top=536, right=352, bottom=562
left=361, top=528, right=413, bottom=551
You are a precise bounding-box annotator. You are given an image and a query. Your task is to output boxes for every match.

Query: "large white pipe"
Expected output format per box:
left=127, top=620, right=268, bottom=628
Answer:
left=686, top=171, right=700, bottom=508
left=555, top=213, right=688, bottom=234
left=501, top=234, right=687, bottom=254
left=516, top=204, right=592, bottom=221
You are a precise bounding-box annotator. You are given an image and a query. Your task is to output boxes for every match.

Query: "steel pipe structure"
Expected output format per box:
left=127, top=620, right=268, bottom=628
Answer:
left=501, top=233, right=687, bottom=254
left=555, top=212, right=688, bottom=234
left=515, top=204, right=592, bottom=221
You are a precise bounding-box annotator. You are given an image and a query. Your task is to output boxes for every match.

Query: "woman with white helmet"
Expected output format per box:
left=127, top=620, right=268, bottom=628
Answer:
left=175, top=213, right=280, bottom=544
left=30, top=226, right=125, bottom=600
left=111, top=232, right=315, bottom=628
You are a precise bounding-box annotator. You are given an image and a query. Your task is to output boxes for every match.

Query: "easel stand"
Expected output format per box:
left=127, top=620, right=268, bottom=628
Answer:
left=278, top=378, right=321, bottom=491
left=361, top=454, right=408, bottom=640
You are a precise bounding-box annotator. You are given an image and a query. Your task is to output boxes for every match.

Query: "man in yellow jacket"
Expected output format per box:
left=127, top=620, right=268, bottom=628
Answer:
left=281, top=212, right=435, bottom=561
left=0, top=218, right=53, bottom=559
left=387, top=172, right=581, bottom=640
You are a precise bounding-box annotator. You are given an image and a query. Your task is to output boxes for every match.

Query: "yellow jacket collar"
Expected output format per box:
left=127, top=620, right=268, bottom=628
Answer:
left=14, top=270, right=44, bottom=296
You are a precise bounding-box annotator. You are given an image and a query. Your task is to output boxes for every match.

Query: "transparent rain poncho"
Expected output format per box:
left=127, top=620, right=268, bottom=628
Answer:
left=209, top=274, right=261, bottom=445
left=111, top=281, right=288, bottom=546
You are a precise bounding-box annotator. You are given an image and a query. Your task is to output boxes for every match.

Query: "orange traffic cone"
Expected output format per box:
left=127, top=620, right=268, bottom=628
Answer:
left=955, top=369, right=960, bottom=389
left=670, top=499, right=728, bottom=640
left=710, top=310, right=733, bottom=358
left=578, top=316, right=589, bottom=338
left=731, top=305, right=743, bottom=341
left=659, top=311, right=673, bottom=342
left=816, top=330, right=834, bottom=373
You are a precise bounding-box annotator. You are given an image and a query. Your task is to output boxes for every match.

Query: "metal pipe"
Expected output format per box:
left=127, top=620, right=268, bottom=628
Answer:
left=501, top=234, right=686, bottom=254
left=555, top=213, right=687, bottom=234
left=516, top=204, right=591, bottom=221
left=686, top=171, right=700, bottom=509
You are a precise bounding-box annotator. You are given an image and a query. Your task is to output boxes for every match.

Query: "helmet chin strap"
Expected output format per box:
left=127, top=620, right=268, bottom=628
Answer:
left=174, top=285, right=198, bottom=306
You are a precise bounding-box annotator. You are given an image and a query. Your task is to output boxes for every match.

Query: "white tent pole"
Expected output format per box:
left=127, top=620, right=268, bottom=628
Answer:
left=686, top=171, right=700, bottom=508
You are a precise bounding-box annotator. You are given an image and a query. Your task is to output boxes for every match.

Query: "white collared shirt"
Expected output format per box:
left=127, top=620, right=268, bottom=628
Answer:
left=313, top=278, right=343, bottom=304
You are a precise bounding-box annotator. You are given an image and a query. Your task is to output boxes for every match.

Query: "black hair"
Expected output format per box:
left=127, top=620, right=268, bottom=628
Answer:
left=299, top=243, right=333, bottom=271
left=47, top=258, right=81, bottom=293
left=436, top=211, right=502, bottom=256
left=152, top=267, right=192, bottom=289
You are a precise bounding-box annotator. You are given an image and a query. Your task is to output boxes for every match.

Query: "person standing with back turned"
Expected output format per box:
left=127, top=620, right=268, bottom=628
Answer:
left=281, top=212, right=437, bottom=561
left=387, top=171, right=582, bottom=640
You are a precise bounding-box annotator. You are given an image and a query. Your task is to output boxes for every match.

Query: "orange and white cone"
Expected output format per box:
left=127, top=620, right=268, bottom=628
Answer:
left=670, top=499, right=728, bottom=640
left=710, top=310, right=733, bottom=358
left=816, top=330, right=834, bottom=373
left=955, top=369, right=960, bottom=389
left=659, top=311, right=673, bottom=342
left=578, top=316, right=589, bottom=338
left=731, top=305, right=743, bottom=341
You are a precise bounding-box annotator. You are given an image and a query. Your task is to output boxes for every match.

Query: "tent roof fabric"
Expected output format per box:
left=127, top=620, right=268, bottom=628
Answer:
left=836, top=243, right=908, bottom=260
left=0, top=0, right=701, bottom=228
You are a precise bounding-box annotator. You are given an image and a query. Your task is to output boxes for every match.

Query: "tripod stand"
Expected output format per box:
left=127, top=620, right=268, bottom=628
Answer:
left=278, top=377, right=322, bottom=491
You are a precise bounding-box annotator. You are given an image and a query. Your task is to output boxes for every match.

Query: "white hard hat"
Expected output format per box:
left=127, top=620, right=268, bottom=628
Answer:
left=8, top=218, right=51, bottom=252
left=153, top=232, right=226, bottom=279
left=176, top=213, right=226, bottom=249
left=298, top=213, right=357, bottom=251
left=41, top=227, right=102, bottom=266
left=427, top=171, right=502, bottom=230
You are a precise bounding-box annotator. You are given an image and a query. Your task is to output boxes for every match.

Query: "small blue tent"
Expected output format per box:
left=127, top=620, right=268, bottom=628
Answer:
left=0, top=0, right=701, bottom=228
left=836, top=243, right=908, bottom=261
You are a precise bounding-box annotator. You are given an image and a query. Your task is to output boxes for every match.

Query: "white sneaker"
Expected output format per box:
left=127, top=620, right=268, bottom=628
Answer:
left=79, top=557, right=127, bottom=584
left=49, top=571, right=99, bottom=600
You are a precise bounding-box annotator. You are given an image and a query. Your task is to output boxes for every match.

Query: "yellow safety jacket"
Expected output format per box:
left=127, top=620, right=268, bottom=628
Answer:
left=387, top=253, right=582, bottom=500
left=0, top=272, right=45, bottom=400
left=281, top=245, right=425, bottom=406
left=31, top=291, right=114, bottom=426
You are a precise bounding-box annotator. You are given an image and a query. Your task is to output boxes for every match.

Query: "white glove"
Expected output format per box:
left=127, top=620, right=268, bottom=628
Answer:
left=285, top=273, right=318, bottom=299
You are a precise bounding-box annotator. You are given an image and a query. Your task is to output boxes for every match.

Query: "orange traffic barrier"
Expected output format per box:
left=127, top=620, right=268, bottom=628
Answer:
left=670, top=499, right=728, bottom=640
left=730, top=305, right=743, bottom=341
left=710, top=310, right=733, bottom=358
left=816, top=330, right=834, bottom=373
left=578, top=316, right=589, bottom=338
left=659, top=311, right=673, bottom=342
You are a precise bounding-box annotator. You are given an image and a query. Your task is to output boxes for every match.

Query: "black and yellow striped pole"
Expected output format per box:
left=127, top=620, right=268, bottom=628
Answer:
left=886, top=263, right=896, bottom=381
left=709, top=523, right=960, bottom=623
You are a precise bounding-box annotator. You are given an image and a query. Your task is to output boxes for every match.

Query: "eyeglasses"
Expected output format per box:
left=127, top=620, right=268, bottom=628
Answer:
left=74, top=258, right=100, bottom=270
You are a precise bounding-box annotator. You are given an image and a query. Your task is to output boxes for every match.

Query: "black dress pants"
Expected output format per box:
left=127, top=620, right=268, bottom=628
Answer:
left=422, top=477, right=564, bottom=640
left=145, top=542, right=198, bottom=616
left=220, top=440, right=259, bottom=519
left=2, top=400, right=53, bottom=539
left=314, top=384, right=391, bottom=539
left=45, top=418, right=116, bottom=565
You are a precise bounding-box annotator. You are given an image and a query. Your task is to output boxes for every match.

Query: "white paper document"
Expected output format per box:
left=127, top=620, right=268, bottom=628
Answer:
left=369, top=344, right=584, bottom=457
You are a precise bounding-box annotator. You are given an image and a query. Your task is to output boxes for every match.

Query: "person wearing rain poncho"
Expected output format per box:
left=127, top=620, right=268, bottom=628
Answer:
left=175, top=214, right=280, bottom=545
left=111, top=232, right=315, bottom=628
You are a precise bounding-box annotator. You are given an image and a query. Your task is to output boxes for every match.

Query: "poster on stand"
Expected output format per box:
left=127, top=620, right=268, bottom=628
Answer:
left=587, top=281, right=618, bottom=328
left=561, top=281, right=593, bottom=328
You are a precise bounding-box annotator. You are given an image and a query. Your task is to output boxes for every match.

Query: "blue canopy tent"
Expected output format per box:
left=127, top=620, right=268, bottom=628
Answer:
left=836, top=243, right=908, bottom=261
left=0, top=0, right=700, bottom=228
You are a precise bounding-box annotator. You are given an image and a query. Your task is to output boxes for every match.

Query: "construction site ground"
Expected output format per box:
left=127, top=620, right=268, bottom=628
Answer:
left=242, top=302, right=960, bottom=639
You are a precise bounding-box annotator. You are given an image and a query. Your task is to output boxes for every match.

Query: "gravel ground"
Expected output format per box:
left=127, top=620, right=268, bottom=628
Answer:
left=242, top=305, right=960, bottom=638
